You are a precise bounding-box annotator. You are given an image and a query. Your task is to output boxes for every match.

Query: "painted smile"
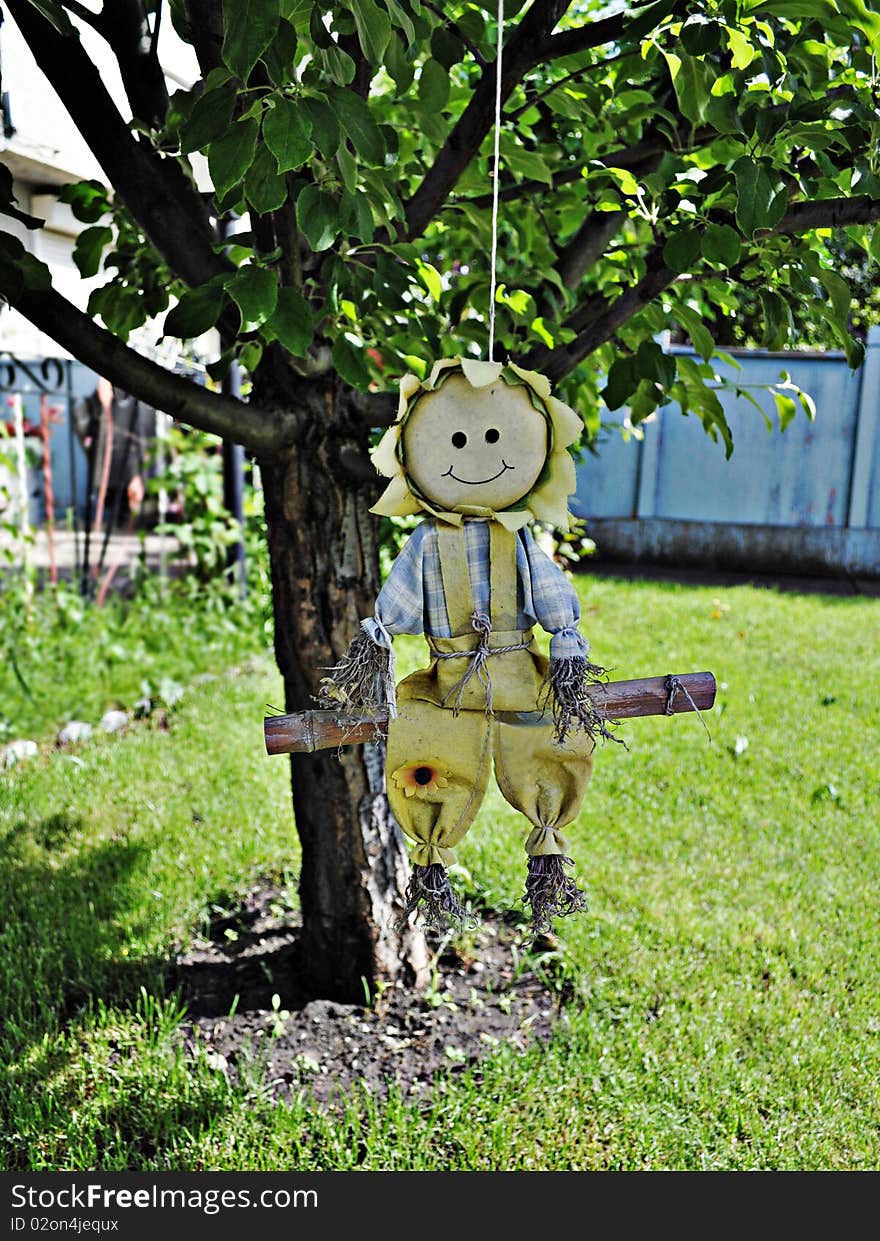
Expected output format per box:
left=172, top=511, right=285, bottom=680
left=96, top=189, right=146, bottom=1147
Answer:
left=441, top=460, right=514, bottom=485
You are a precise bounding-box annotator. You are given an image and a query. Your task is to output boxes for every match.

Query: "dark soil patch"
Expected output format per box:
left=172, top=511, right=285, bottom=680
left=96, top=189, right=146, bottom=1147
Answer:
left=169, top=879, right=567, bottom=1107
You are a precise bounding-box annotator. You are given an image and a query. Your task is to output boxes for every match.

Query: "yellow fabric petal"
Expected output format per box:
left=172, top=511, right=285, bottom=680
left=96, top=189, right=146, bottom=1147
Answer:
left=427, top=357, right=463, bottom=388
left=507, top=362, right=552, bottom=402
left=547, top=396, right=584, bottom=449
left=460, top=359, right=504, bottom=388
left=370, top=425, right=401, bottom=478
left=528, top=453, right=577, bottom=528
left=370, top=473, right=422, bottom=517
left=529, top=493, right=573, bottom=529
left=494, top=509, right=532, bottom=532
left=396, top=372, right=423, bottom=418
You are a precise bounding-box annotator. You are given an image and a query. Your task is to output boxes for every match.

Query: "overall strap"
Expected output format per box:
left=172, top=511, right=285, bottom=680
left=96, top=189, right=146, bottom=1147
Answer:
left=436, top=522, right=475, bottom=636
left=489, top=521, right=519, bottom=631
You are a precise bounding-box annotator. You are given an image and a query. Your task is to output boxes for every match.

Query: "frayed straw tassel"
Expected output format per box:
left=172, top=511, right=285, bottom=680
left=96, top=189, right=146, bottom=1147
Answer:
left=544, top=656, right=621, bottom=745
left=395, top=864, right=474, bottom=933
left=523, top=854, right=587, bottom=936
left=317, top=630, right=396, bottom=715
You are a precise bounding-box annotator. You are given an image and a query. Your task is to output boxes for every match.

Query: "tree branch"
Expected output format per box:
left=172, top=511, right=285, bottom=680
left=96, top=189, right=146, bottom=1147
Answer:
left=180, top=0, right=225, bottom=77
left=98, top=0, right=170, bottom=128
left=9, top=285, right=299, bottom=458
left=775, top=194, right=880, bottom=234
left=533, top=9, right=627, bottom=60
left=6, top=0, right=228, bottom=292
left=529, top=193, right=880, bottom=384
left=58, top=0, right=103, bottom=32
left=402, top=0, right=576, bottom=242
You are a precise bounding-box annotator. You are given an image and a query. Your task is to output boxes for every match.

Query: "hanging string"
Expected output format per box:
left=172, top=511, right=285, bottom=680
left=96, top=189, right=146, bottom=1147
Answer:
left=488, top=0, right=503, bottom=361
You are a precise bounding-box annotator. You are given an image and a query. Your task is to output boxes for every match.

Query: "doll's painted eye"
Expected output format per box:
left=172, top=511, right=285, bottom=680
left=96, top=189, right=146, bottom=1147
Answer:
left=451, top=431, right=468, bottom=448
left=485, top=428, right=500, bottom=443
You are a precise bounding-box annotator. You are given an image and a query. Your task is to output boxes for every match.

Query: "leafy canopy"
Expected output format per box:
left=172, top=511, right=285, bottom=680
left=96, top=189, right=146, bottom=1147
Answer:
left=2, top=0, right=880, bottom=457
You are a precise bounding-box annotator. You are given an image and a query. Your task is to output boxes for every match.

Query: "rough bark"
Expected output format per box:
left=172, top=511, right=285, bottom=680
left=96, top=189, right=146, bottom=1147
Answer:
left=258, top=376, right=428, bottom=1001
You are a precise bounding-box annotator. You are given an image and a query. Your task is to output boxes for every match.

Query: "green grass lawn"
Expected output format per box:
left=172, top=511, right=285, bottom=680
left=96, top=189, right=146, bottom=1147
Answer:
left=1, top=573, right=878, bottom=1170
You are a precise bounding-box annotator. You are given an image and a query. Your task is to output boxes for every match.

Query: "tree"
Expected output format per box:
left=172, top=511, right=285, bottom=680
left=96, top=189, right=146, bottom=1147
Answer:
left=1, top=0, right=879, bottom=1001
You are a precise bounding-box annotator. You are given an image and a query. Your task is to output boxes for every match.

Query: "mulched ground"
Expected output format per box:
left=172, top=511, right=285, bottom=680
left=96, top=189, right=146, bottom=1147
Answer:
left=169, top=879, right=567, bottom=1107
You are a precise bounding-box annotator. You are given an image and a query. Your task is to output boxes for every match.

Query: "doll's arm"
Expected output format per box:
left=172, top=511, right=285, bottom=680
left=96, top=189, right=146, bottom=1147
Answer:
left=520, top=528, right=611, bottom=744
left=317, top=523, right=428, bottom=716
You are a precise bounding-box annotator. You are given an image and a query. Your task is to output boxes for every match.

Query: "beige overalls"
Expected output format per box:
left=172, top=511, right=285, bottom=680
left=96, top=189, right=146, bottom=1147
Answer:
left=386, top=521, right=595, bottom=872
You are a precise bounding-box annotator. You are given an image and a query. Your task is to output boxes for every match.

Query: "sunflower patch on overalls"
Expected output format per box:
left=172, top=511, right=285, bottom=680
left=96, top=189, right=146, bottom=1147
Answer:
left=320, top=359, right=608, bottom=933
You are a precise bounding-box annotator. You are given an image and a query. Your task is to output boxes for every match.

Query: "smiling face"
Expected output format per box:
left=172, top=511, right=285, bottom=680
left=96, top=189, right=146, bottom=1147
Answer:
left=401, top=375, right=549, bottom=511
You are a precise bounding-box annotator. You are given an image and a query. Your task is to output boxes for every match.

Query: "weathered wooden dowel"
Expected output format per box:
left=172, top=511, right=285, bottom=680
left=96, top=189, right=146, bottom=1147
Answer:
left=264, top=671, right=717, bottom=755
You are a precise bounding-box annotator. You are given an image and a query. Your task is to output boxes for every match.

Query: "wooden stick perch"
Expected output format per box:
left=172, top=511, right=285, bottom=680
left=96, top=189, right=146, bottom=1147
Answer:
left=264, top=671, right=717, bottom=756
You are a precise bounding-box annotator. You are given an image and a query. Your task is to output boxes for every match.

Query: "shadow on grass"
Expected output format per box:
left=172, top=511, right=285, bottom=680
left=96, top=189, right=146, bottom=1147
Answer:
left=168, top=882, right=311, bottom=1018
left=0, top=815, right=165, bottom=1037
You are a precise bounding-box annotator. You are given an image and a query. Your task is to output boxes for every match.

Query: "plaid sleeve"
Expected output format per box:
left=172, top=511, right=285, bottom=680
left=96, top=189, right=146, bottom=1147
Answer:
left=520, top=527, right=590, bottom=661
left=361, top=520, right=428, bottom=646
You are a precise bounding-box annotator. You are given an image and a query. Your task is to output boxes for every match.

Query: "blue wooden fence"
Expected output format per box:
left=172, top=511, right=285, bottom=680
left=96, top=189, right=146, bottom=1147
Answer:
left=573, top=326, right=880, bottom=577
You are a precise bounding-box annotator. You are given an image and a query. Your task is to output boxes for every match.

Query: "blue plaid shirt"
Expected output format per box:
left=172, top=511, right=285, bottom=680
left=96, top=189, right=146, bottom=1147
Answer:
left=362, top=519, right=589, bottom=662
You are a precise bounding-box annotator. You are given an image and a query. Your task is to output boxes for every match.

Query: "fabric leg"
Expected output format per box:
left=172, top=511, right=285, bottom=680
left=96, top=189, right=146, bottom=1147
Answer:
left=386, top=700, right=492, bottom=867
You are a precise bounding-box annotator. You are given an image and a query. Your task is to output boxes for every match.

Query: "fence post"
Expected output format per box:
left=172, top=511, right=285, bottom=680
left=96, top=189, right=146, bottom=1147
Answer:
left=847, top=325, right=880, bottom=530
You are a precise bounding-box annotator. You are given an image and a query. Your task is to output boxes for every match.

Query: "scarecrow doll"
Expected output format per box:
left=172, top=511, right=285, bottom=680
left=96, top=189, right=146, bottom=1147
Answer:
left=320, top=359, right=608, bottom=933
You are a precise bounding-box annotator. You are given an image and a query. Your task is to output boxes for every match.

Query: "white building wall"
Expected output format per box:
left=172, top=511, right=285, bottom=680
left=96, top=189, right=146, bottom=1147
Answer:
left=0, top=5, right=201, bottom=359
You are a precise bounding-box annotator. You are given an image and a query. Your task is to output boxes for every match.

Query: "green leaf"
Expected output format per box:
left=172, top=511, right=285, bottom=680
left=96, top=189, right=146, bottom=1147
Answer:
left=222, top=0, right=281, bottom=80
left=418, top=59, right=450, bottom=111
left=817, top=268, right=851, bottom=325
left=340, top=189, right=375, bottom=242
left=296, top=184, right=339, bottom=251
left=262, top=17, right=299, bottom=84
left=749, top=0, right=839, bottom=18
left=57, top=180, right=109, bottom=224
left=164, top=280, right=228, bottom=339
left=180, top=83, right=237, bottom=153
left=301, top=97, right=340, bottom=158
left=332, top=334, right=371, bottom=388
left=318, top=42, right=356, bottom=86
left=18, top=251, right=52, bottom=292
left=384, top=32, right=414, bottom=94
left=732, top=156, right=787, bottom=238
left=28, top=0, right=75, bottom=36
left=0, top=231, right=26, bottom=302
left=73, top=225, right=112, bottom=279
left=724, top=24, right=756, bottom=70
left=680, top=18, right=722, bottom=56
left=263, top=97, right=312, bottom=171
left=502, top=146, right=554, bottom=187
left=601, top=356, right=639, bottom=410
left=334, top=144, right=359, bottom=198
left=663, top=230, right=701, bottom=273
left=758, top=288, right=789, bottom=349
left=349, top=0, right=392, bottom=63
left=328, top=89, right=385, bottom=165
left=88, top=282, right=147, bottom=340
left=264, top=285, right=315, bottom=355
left=635, top=340, right=676, bottom=390
left=208, top=117, right=259, bottom=199
left=773, top=390, right=797, bottom=431
left=226, top=263, right=278, bottom=331
left=245, top=143, right=289, bottom=214
left=385, top=0, right=415, bottom=42
left=668, top=52, right=715, bottom=124
left=416, top=260, right=442, bottom=302
left=673, top=304, right=715, bottom=362
left=701, top=222, right=741, bottom=268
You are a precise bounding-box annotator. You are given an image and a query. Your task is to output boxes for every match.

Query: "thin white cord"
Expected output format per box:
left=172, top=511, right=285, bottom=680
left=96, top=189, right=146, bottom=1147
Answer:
left=488, top=0, right=503, bottom=360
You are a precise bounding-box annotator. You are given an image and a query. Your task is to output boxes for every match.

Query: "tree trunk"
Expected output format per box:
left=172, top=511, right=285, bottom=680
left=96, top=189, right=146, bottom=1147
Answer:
left=258, top=375, right=428, bottom=1001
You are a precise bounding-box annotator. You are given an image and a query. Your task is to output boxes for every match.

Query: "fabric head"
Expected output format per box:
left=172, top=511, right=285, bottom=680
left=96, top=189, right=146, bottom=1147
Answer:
left=370, top=359, right=583, bottom=531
